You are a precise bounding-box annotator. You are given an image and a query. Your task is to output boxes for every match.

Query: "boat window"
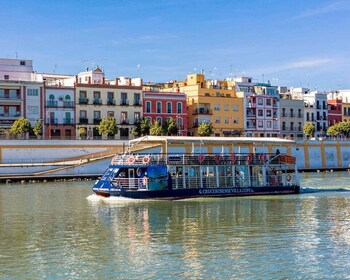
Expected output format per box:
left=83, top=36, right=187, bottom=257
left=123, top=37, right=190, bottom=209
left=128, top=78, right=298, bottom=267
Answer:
left=101, top=168, right=119, bottom=180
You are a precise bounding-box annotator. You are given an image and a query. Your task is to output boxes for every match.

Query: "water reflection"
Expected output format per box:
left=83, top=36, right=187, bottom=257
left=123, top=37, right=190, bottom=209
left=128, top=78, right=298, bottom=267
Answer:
left=0, top=175, right=350, bottom=279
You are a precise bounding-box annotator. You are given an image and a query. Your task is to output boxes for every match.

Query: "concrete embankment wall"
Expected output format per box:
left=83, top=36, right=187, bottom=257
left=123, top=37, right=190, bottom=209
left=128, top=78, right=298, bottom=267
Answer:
left=1, top=139, right=350, bottom=181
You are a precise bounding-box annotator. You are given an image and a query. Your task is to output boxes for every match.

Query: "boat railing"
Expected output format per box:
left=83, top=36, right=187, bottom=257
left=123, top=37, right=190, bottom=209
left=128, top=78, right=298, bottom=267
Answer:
left=111, top=153, right=295, bottom=167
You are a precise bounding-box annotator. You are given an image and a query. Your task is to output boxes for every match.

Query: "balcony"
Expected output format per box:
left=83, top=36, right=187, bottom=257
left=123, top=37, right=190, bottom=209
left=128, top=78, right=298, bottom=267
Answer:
left=47, top=101, right=58, bottom=107
left=93, top=98, right=102, bottom=105
left=46, top=118, right=58, bottom=124
left=120, top=100, right=129, bottom=106
left=63, top=118, right=74, bottom=125
left=93, top=118, right=102, bottom=125
left=120, top=119, right=129, bottom=125
left=79, top=98, right=89, bottom=105
left=107, top=99, right=116, bottom=106
left=0, top=95, right=21, bottom=100
left=0, top=112, right=21, bottom=118
left=63, top=101, right=74, bottom=107
left=79, top=118, right=89, bottom=124
left=133, top=100, right=141, bottom=106
left=193, top=108, right=212, bottom=115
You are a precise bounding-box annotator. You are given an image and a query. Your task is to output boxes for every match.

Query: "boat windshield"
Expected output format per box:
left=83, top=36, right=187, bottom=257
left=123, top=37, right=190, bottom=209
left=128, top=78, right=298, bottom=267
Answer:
left=101, top=167, right=119, bottom=180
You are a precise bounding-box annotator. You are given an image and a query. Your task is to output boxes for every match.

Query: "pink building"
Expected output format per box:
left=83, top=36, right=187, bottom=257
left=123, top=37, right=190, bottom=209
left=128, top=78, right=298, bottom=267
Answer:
left=328, top=99, right=342, bottom=126
left=143, top=91, right=188, bottom=135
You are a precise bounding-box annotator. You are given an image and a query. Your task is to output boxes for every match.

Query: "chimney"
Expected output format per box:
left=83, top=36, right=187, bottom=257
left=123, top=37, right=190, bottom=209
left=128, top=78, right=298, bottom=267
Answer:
left=101, top=77, right=105, bottom=84
left=115, top=78, right=119, bottom=85
left=75, top=75, right=78, bottom=84
left=127, top=78, right=131, bottom=86
left=88, top=76, right=91, bottom=84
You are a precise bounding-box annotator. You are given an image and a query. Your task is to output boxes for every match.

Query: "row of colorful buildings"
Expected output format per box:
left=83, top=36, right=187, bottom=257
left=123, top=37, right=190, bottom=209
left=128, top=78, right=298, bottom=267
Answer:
left=0, top=58, right=349, bottom=140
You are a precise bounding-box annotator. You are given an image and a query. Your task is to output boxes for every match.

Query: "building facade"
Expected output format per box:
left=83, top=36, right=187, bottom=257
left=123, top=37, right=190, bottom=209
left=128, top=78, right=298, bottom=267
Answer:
left=143, top=91, right=188, bottom=135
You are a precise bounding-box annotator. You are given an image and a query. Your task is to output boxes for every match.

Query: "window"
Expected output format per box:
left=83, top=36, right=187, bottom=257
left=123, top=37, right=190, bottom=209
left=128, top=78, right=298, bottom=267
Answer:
left=167, top=102, right=172, bottom=113
left=107, top=111, right=114, bottom=117
left=65, top=95, right=71, bottom=100
left=233, top=118, right=239, bottom=124
left=224, top=117, right=229, bottom=124
left=215, top=117, right=220, bottom=123
left=27, top=106, right=39, bottom=114
left=266, top=110, right=271, bottom=117
left=20, top=61, right=26, bottom=66
left=282, top=121, right=286, bottom=130
left=79, top=91, right=87, bottom=98
left=134, top=93, right=140, bottom=105
left=156, top=101, right=162, bottom=113
left=80, top=110, right=87, bottom=118
left=4, top=75, right=9, bottom=80
left=49, top=94, right=55, bottom=100
left=266, top=121, right=271, bottom=128
left=233, top=105, right=239, bottom=111
left=156, top=117, right=162, bottom=125
left=177, top=102, right=182, bottom=113
left=94, top=111, right=101, bottom=119
left=258, top=109, right=263, bottom=117
left=146, top=101, right=151, bottom=113
left=121, top=92, right=127, bottom=105
left=258, top=98, right=263, bottom=105
left=177, top=117, right=183, bottom=129
left=214, top=104, right=220, bottom=111
left=224, top=105, right=229, bottom=111
left=266, top=99, right=271, bottom=106
left=134, top=112, right=140, bottom=123
left=27, top=89, right=39, bottom=96
left=258, top=121, right=263, bottom=128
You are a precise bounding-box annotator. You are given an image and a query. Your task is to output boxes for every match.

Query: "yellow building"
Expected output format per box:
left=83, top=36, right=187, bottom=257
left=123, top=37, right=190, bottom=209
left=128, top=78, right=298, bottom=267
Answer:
left=174, top=74, right=244, bottom=137
left=343, top=102, right=350, bottom=123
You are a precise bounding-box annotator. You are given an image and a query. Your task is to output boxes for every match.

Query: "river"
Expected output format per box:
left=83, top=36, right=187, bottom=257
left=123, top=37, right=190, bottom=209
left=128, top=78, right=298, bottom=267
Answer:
left=0, top=172, right=350, bottom=279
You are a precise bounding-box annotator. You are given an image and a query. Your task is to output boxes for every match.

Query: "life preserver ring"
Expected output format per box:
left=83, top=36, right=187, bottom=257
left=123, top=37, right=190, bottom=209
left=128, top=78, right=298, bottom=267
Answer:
left=142, top=155, right=150, bottom=165
left=127, top=155, right=135, bottom=164
left=259, top=154, right=266, bottom=162
left=287, top=175, right=292, bottom=181
left=230, top=154, right=237, bottom=163
left=214, top=154, right=222, bottom=163
left=246, top=154, right=252, bottom=163
left=198, top=154, right=205, bottom=163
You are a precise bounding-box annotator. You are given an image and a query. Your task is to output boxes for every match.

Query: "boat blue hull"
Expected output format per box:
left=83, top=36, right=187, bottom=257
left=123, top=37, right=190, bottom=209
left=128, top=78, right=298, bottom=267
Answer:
left=94, top=186, right=300, bottom=200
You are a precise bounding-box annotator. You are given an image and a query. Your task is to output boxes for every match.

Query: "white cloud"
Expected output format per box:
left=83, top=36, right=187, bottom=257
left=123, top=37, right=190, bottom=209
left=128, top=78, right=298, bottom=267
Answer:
left=291, top=1, right=350, bottom=20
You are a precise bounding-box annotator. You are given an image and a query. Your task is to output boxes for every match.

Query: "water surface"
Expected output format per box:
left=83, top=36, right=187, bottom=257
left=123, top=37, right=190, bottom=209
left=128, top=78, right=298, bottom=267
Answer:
left=1, top=172, right=350, bottom=279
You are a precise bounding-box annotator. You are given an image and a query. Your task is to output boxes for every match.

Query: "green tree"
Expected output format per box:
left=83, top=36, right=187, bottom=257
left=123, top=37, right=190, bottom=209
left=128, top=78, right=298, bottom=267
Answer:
left=10, top=117, right=31, bottom=138
left=164, top=118, right=179, bottom=136
left=150, top=120, right=162, bottom=136
left=303, top=122, right=315, bottom=138
left=327, top=121, right=350, bottom=137
left=33, top=120, right=43, bottom=138
left=197, top=122, right=213, bottom=137
left=98, top=117, right=118, bottom=138
left=79, top=127, right=87, bottom=139
left=132, top=117, right=151, bottom=137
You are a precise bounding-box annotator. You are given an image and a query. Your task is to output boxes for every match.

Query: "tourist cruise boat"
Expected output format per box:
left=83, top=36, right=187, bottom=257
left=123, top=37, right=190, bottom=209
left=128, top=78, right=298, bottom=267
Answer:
left=92, top=136, right=300, bottom=200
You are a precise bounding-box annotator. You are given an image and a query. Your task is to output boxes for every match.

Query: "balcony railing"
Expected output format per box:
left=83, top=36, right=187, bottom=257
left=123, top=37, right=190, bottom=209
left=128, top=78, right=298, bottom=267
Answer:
left=120, top=100, right=129, bottom=106
left=63, top=101, right=74, bottom=107
left=193, top=108, right=212, bottom=115
left=107, top=99, right=116, bottom=106
left=63, top=118, right=74, bottom=125
left=93, top=118, right=102, bottom=124
left=79, top=118, right=89, bottom=124
left=133, top=100, right=141, bottom=106
left=46, top=118, right=58, bottom=124
left=0, top=95, right=21, bottom=100
left=0, top=112, right=21, bottom=118
left=93, top=98, right=102, bottom=105
left=47, top=101, right=58, bottom=107
left=120, top=119, right=130, bottom=125
left=79, top=98, right=89, bottom=104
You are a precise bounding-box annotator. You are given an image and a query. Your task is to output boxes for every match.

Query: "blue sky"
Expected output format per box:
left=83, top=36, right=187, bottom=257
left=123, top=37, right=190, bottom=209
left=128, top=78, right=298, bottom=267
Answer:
left=1, top=0, right=350, bottom=90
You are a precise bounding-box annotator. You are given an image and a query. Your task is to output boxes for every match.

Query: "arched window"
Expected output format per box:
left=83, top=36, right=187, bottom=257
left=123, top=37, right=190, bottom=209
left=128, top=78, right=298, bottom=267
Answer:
left=156, top=102, right=162, bottom=113
left=65, top=95, right=71, bottom=100
left=146, top=101, right=151, bottom=113
left=156, top=117, right=162, bottom=125
left=177, top=102, right=182, bottom=113
left=167, top=102, right=172, bottom=113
